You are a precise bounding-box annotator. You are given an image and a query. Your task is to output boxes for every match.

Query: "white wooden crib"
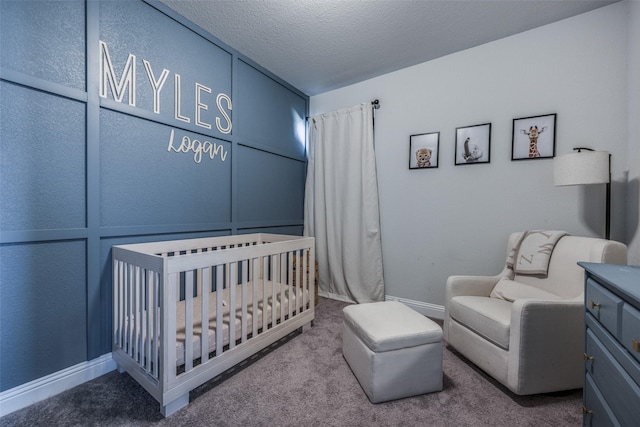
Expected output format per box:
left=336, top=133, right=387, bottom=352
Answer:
left=112, top=234, right=315, bottom=416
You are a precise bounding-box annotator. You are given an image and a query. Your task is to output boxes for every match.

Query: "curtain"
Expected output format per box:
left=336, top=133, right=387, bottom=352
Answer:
left=304, top=103, right=384, bottom=303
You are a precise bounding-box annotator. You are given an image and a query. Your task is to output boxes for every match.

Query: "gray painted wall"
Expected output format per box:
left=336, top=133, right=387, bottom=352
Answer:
left=311, top=2, right=637, bottom=308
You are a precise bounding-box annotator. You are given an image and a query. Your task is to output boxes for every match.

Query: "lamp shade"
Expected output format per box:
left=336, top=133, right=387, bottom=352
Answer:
left=553, top=151, right=610, bottom=186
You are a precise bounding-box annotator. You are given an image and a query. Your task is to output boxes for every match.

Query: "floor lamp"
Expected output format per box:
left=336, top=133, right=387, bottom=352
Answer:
left=553, top=148, right=611, bottom=239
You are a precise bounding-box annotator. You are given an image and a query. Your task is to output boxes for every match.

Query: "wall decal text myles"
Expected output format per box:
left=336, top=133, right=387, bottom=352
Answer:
left=99, top=40, right=231, bottom=164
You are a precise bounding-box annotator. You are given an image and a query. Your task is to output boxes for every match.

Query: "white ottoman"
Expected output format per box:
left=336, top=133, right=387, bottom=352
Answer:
left=342, top=301, right=443, bottom=403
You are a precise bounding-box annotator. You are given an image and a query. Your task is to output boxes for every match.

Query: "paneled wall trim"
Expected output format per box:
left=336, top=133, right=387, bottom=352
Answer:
left=0, top=0, right=308, bottom=399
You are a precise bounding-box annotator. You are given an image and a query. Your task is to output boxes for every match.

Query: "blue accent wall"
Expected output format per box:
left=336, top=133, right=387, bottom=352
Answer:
left=0, top=0, right=308, bottom=391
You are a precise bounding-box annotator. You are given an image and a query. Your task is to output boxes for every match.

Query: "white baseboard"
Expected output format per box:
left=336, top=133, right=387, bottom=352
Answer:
left=0, top=353, right=117, bottom=417
left=385, top=295, right=445, bottom=319
left=318, top=291, right=444, bottom=319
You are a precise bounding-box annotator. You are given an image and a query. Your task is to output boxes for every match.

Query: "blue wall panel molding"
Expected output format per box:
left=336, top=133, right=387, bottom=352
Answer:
left=0, top=0, right=86, bottom=91
left=0, top=0, right=308, bottom=391
left=99, top=110, right=232, bottom=227
left=236, top=60, right=308, bottom=161
left=0, top=82, right=87, bottom=232
left=0, top=241, right=88, bottom=391
left=236, top=146, right=305, bottom=223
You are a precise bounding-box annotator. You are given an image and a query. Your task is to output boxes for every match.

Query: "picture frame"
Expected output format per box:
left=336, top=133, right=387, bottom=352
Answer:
left=409, top=132, right=439, bottom=169
left=455, top=123, right=491, bottom=166
left=511, top=113, right=556, bottom=160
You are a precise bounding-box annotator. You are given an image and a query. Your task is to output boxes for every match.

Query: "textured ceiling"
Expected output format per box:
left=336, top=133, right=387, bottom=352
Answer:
left=158, top=0, right=618, bottom=96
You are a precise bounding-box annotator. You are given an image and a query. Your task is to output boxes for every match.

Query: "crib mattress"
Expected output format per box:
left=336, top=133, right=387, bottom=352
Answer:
left=175, top=280, right=309, bottom=366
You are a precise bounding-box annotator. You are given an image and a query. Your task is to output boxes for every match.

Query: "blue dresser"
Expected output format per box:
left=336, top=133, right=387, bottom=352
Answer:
left=580, top=262, right=640, bottom=427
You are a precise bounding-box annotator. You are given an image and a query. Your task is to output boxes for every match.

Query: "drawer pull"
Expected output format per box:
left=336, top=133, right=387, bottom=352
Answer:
left=583, top=353, right=594, bottom=361
left=633, top=339, right=640, bottom=352
left=582, top=406, right=593, bottom=416
left=588, top=300, right=601, bottom=309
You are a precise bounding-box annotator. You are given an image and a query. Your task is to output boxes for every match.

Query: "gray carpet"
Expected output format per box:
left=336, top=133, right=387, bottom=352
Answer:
left=0, top=297, right=582, bottom=426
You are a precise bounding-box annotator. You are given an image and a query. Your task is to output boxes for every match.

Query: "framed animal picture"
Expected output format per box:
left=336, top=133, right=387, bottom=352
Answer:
left=512, top=113, right=556, bottom=160
left=455, top=123, right=491, bottom=165
left=409, top=132, right=439, bottom=169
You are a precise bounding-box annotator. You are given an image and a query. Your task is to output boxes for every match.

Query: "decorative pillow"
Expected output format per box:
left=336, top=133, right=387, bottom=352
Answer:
left=512, top=230, right=568, bottom=275
left=490, top=278, right=562, bottom=302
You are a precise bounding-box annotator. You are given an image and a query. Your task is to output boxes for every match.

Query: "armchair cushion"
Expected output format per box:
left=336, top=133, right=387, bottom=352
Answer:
left=448, top=296, right=512, bottom=350
left=489, top=278, right=563, bottom=302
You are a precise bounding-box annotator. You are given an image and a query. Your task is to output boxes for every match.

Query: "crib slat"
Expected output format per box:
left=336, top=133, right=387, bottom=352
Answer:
left=215, top=265, right=223, bottom=356
left=140, top=269, right=145, bottom=362
left=288, top=253, right=293, bottom=320
left=113, top=260, right=118, bottom=347
left=123, top=263, right=128, bottom=353
left=185, top=270, right=194, bottom=372
left=294, top=252, right=301, bottom=316
left=139, top=267, right=145, bottom=360
left=120, top=261, right=126, bottom=349
left=120, top=261, right=126, bottom=348
left=305, top=247, right=317, bottom=308
left=201, top=267, right=210, bottom=363
left=130, top=264, right=136, bottom=357
left=262, top=256, right=269, bottom=331
left=135, top=267, right=142, bottom=363
left=241, top=260, right=248, bottom=344
left=127, top=264, right=134, bottom=357
left=136, top=268, right=147, bottom=367
left=275, top=253, right=281, bottom=320
left=166, top=273, right=178, bottom=384
left=139, top=267, right=146, bottom=363
left=114, top=260, right=122, bottom=348
left=153, top=271, right=160, bottom=378
left=228, top=262, right=236, bottom=350
left=252, top=257, right=259, bottom=338
left=302, top=250, right=308, bottom=310
left=145, top=269, right=152, bottom=373
left=279, top=253, right=285, bottom=321
left=271, top=255, right=277, bottom=328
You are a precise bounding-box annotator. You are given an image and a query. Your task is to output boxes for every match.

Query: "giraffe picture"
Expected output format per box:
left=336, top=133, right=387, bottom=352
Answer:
left=511, top=113, right=556, bottom=160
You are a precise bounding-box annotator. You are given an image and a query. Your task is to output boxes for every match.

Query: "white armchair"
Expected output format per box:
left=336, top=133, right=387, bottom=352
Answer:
left=444, top=232, right=627, bottom=395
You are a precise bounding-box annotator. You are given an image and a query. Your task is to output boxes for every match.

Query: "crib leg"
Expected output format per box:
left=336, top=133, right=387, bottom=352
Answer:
left=302, top=321, right=313, bottom=332
left=161, top=393, right=189, bottom=417
left=116, top=365, right=126, bottom=374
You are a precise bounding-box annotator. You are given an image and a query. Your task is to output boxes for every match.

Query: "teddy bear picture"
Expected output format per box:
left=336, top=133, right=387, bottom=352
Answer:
left=409, top=132, right=439, bottom=169
left=415, top=148, right=432, bottom=167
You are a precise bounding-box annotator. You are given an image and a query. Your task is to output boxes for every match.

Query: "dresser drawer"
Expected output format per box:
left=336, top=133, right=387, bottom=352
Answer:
left=584, top=374, right=620, bottom=427
left=622, top=304, right=640, bottom=364
left=586, top=278, right=623, bottom=337
left=586, top=329, right=640, bottom=427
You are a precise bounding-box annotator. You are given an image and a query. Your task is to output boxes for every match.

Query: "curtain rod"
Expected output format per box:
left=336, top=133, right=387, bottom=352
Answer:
left=306, top=99, right=380, bottom=121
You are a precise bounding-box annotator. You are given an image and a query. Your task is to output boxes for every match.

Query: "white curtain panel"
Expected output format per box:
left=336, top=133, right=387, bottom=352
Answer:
left=304, top=103, right=384, bottom=303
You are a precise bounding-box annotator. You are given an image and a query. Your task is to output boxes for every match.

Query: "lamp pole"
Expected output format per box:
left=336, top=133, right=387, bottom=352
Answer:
left=606, top=153, right=611, bottom=240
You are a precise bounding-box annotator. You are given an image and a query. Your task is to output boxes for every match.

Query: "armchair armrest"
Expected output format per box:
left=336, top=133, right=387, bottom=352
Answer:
left=445, top=267, right=513, bottom=300
left=507, top=298, right=584, bottom=394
